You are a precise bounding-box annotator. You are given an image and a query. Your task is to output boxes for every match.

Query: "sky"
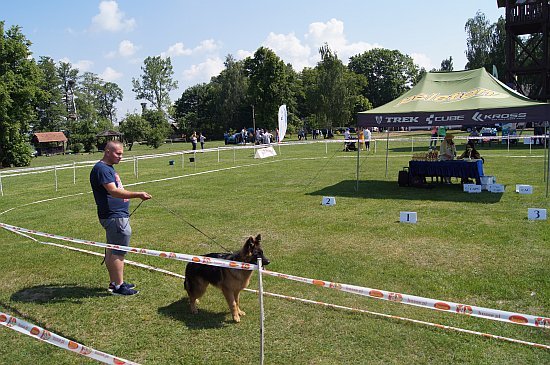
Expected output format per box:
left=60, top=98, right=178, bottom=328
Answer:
left=2, top=1, right=505, bottom=122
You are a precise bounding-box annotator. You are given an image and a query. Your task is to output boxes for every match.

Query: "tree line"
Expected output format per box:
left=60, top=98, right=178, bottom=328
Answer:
left=0, top=12, right=514, bottom=167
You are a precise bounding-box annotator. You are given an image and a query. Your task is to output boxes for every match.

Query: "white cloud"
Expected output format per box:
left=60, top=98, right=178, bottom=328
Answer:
left=59, top=57, right=94, bottom=72
left=411, top=53, right=433, bottom=70
left=304, top=18, right=378, bottom=64
left=183, top=57, right=225, bottom=83
left=262, top=32, right=311, bottom=71
left=119, top=40, right=138, bottom=57
left=91, top=1, right=136, bottom=32
left=235, top=49, right=254, bottom=60
left=258, top=19, right=379, bottom=72
left=99, top=66, right=123, bottom=81
left=161, top=39, right=221, bottom=58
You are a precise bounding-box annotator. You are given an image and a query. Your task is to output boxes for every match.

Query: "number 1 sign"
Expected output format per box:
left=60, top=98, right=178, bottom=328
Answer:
left=400, top=212, right=417, bottom=224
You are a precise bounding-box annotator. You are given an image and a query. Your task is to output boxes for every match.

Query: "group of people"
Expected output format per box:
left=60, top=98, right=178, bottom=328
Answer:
left=343, top=128, right=372, bottom=152
left=438, top=133, right=483, bottom=162
left=190, top=132, right=206, bottom=150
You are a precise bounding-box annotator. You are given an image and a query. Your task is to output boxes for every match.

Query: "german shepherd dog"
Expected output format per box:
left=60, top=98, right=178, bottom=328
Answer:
left=184, top=234, right=269, bottom=322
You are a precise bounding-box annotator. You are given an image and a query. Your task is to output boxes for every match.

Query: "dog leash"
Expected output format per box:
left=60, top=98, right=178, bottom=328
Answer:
left=150, top=199, right=231, bottom=253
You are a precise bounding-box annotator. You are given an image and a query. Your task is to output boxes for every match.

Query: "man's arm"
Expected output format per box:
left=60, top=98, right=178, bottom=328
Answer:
left=103, top=182, right=152, bottom=200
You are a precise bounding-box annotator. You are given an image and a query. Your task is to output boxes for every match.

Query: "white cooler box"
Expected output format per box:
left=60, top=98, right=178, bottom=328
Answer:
left=480, top=175, right=495, bottom=191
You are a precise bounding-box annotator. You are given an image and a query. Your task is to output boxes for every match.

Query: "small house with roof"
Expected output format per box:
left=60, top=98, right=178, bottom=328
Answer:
left=31, top=132, right=68, bottom=156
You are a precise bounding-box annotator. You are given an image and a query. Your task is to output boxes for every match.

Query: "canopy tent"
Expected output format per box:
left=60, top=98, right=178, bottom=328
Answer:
left=355, top=68, right=550, bottom=196
left=357, top=68, right=550, bottom=128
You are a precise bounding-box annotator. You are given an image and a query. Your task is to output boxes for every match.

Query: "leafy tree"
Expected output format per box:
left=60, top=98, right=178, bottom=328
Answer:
left=132, top=56, right=178, bottom=111
left=209, top=55, right=250, bottom=136
left=438, top=56, right=454, bottom=72
left=465, top=11, right=506, bottom=77
left=142, top=109, right=170, bottom=148
left=35, top=56, right=64, bottom=132
left=98, top=82, right=123, bottom=124
left=348, top=48, right=421, bottom=107
left=0, top=22, right=40, bottom=167
left=244, top=47, right=296, bottom=129
left=173, top=83, right=214, bottom=136
left=119, top=113, right=150, bottom=150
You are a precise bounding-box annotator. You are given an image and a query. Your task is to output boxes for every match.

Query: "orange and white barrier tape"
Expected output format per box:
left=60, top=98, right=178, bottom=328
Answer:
left=0, top=222, right=256, bottom=271
left=262, top=269, right=550, bottom=329
left=0, top=312, right=139, bottom=364
left=2, top=222, right=548, bottom=329
left=3, top=229, right=549, bottom=351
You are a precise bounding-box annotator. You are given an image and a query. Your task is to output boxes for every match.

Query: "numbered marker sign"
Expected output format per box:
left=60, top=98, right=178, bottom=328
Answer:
left=400, top=212, right=417, bottom=224
left=528, top=208, right=547, bottom=221
left=516, top=184, right=533, bottom=194
left=488, top=184, right=505, bottom=193
left=322, top=196, right=336, bottom=206
left=463, top=184, right=481, bottom=193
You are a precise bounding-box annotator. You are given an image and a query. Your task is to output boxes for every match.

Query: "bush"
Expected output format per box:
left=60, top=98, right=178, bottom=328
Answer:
left=71, top=143, right=84, bottom=154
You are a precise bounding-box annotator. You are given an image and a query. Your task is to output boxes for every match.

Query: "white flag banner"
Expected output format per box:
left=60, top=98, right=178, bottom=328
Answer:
left=278, top=104, right=287, bottom=142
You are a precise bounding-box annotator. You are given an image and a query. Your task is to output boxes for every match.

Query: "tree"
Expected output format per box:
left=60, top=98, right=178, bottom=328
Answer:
left=0, top=22, right=40, bottom=167
left=209, top=55, right=250, bottom=136
left=348, top=48, right=421, bottom=108
left=35, top=56, right=64, bottom=132
left=173, top=83, right=214, bottom=136
left=439, top=56, right=454, bottom=72
left=119, top=113, right=150, bottom=150
left=132, top=56, right=178, bottom=111
left=142, top=109, right=170, bottom=148
left=244, top=47, right=296, bottom=129
left=465, top=11, right=506, bottom=77
left=98, top=81, right=123, bottom=125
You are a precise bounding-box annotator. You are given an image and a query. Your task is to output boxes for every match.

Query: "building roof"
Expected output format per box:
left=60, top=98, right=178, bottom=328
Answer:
left=33, top=132, right=68, bottom=143
left=96, top=130, right=123, bottom=137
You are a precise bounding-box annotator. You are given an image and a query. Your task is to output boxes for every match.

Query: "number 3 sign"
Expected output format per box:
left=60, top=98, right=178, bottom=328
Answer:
left=528, top=208, right=547, bottom=220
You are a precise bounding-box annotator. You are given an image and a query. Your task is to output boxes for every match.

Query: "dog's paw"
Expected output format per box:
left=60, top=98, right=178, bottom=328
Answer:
left=233, top=315, right=241, bottom=323
left=238, top=309, right=246, bottom=316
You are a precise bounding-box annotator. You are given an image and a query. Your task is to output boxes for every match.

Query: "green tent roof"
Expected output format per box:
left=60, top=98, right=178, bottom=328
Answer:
left=357, top=68, right=550, bottom=128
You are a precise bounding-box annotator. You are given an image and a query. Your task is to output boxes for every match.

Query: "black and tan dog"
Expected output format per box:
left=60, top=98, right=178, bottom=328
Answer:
left=184, top=234, right=269, bottom=322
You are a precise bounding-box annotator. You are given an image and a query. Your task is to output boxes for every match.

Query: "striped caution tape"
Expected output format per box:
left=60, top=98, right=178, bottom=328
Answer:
left=262, top=269, right=550, bottom=329
left=0, top=222, right=256, bottom=271
left=0, top=312, right=140, bottom=364
left=2, top=222, right=548, bottom=329
left=3, top=230, right=549, bottom=351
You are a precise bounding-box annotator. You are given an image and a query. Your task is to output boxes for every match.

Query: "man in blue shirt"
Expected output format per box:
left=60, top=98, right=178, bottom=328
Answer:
left=90, top=140, right=152, bottom=295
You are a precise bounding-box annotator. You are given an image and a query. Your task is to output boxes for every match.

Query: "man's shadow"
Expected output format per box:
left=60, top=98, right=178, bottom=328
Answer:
left=158, top=298, right=228, bottom=329
left=11, top=284, right=110, bottom=304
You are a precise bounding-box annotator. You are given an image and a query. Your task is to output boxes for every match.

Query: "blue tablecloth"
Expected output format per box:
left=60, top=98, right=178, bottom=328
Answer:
left=409, top=160, right=484, bottom=184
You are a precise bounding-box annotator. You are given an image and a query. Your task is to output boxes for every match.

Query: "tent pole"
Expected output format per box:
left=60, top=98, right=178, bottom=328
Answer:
left=546, top=123, right=549, bottom=197
left=544, top=124, right=548, bottom=183
left=385, top=129, right=390, bottom=178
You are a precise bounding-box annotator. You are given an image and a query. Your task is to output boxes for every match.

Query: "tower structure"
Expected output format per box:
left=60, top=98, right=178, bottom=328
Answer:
left=498, top=0, right=550, bottom=101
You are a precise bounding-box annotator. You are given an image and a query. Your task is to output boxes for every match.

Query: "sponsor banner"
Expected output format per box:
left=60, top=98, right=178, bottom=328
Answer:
left=358, top=106, right=550, bottom=128
left=0, top=223, right=256, bottom=271
left=0, top=312, right=139, bottom=365
left=262, top=269, right=549, bottom=328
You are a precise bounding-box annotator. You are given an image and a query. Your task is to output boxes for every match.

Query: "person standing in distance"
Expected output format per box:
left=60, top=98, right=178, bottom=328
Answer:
left=90, top=140, right=152, bottom=296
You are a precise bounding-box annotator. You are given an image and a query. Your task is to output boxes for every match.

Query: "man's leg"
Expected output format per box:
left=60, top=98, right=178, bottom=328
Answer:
left=105, top=249, right=124, bottom=286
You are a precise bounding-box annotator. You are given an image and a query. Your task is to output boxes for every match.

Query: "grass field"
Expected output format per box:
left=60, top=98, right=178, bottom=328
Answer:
left=0, top=132, right=549, bottom=364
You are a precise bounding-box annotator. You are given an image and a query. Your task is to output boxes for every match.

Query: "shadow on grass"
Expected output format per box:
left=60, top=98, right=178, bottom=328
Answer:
left=307, top=179, right=503, bottom=203
left=11, top=284, right=110, bottom=304
left=158, top=298, right=228, bottom=329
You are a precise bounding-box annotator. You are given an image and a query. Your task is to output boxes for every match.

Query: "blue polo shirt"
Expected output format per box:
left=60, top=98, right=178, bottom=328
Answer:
left=90, top=161, right=130, bottom=219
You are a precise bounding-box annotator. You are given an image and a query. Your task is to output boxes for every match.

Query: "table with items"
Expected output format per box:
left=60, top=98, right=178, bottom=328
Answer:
left=408, top=160, right=484, bottom=184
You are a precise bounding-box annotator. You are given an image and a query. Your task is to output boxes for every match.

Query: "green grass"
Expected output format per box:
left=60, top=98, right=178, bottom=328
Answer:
left=0, top=132, right=549, bottom=364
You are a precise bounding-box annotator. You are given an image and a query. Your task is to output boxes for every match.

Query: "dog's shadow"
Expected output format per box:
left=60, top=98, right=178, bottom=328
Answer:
left=158, top=298, right=229, bottom=329
left=11, top=284, right=110, bottom=304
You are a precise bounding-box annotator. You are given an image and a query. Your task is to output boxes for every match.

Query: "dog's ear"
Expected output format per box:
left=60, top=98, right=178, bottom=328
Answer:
left=254, top=234, right=262, bottom=245
left=245, top=236, right=255, bottom=252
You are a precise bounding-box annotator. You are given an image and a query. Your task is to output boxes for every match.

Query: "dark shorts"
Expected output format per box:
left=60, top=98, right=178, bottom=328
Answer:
left=100, top=218, right=131, bottom=256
